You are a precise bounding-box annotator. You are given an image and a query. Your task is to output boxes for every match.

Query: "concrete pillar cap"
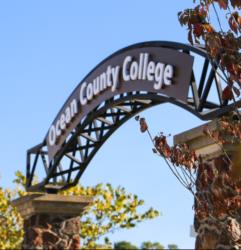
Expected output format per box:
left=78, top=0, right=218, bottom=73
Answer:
left=12, top=193, right=93, bottom=219
left=174, top=119, right=237, bottom=160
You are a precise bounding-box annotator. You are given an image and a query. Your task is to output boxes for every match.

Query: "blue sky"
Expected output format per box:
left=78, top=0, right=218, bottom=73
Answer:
left=0, top=1, right=207, bottom=248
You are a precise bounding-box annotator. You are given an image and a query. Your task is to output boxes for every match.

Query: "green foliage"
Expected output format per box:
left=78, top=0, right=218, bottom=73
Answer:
left=0, top=187, right=23, bottom=249
left=141, top=241, right=165, bottom=250
left=114, top=241, right=138, bottom=250
left=168, top=243, right=179, bottom=250
left=61, top=182, right=159, bottom=248
left=114, top=241, right=177, bottom=250
left=0, top=171, right=160, bottom=249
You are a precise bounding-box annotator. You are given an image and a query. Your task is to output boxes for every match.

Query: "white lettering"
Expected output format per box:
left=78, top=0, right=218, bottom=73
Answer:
left=55, top=120, right=61, bottom=137
left=130, top=61, right=138, bottom=80
left=93, top=77, right=100, bottom=95
left=100, top=73, right=107, bottom=92
left=122, top=56, right=132, bottom=81
left=70, top=99, right=78, bottom=118
left=106, top=66, right=112, bottom=87
left=60, top=113, right=66, bottom=130
left=147, top=61, right=155, bottom=81
left=86, top=83, right=94, bottom=101
left=164, top=65, right=174, bottom=85
left=48, top=53, right=176, bottom=148
left=111, top=66, right=120, bottom=92
left=48, top=125, right=56, bottom=146
left=65, top=107, right=71, bottom=124
left=80, top=82, right=87, bottom=105
left=138, top=53, right=144, bottom=79
left=48, top=99, right=79, bottom=146
left=142, top=53, right=149, bottom=80
left=122, top=54, right=174, bottom=90
left=153, top=63, right=165, bottom=90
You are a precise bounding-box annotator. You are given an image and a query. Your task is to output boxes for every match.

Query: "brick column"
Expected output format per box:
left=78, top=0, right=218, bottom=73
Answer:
left=174, top=120, right=241, bottom=250
left=12, top=193, right=92, bottom=249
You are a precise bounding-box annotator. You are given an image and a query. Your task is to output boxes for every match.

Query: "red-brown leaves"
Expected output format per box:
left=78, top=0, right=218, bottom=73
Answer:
left=136, top=114, right=241, bottom=222
left=178, top=0, right=241, bottom=99
left=135, top=116, right=148, bottom=133
left=202, top=116, right=241, bottom=183
left=203, top=24, right=214, bottom=33
left=222, top=85, right=234, bottom=101
left=154, top=135, right=171, bottom=158
left=203, top=116, right=241, bottom=145
left=195, top=154, right=241, bottom=221
left=139, top=118, right=148, bottom=133
left=178, top=10, right=190, bottom=26
left=136, top=117, right=200, bottom=171
left=221, top=118, right=241, bottom=142
left=228, top=12, right=240, bottom=34
left=194, top=23, right=204, bottom=37
left=217, top=0, right=228, bottom=9
left=178, top=4, right=214, bottom=44
left=230, top=0, right=241, bottom=9
left=205, top=32, right=222, bottom=58
left=154, top=134, right=198, bottom=170
left=203, top=124, right=223, bottom=142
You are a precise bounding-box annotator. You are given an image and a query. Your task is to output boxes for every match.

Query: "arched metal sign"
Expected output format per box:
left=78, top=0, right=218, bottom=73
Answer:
left=26, top=41, right=239, bottom=192
left=47, top=46, right=193, bottom=160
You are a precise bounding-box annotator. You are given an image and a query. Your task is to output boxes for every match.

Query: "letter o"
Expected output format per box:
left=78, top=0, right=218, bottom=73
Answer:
left=48, top=125, right=56, bottom=146
left=130, top=61, right=138, bottom=80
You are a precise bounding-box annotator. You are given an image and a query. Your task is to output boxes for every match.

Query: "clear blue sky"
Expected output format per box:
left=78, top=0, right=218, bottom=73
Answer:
left=0, top=1, right=207, bottom=248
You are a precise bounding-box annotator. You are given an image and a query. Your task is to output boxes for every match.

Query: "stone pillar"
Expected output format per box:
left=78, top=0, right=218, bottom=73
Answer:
left=174, top=120, right=241, bottom=250
left=12, top=193, right=92, bottom=249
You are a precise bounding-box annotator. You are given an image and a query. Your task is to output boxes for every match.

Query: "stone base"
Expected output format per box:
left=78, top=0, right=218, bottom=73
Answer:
left=12, top=193, right=92, bottom=250
left=174, top=119, right=241, bottom=249
left=23, top=214, right=81, bottom=249
left=194, top=155, right=241, bottom=250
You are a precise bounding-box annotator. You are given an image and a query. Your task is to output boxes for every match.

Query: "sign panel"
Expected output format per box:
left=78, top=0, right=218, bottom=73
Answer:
left=46, top=46, right=194, bottom=160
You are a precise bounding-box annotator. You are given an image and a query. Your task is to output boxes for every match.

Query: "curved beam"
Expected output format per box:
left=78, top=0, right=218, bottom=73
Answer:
left=26, top=41, right=240, bottom=192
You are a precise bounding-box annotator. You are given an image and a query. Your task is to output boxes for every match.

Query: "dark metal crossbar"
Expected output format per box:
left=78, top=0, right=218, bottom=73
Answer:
left=26, top=41, right=240, bottom=192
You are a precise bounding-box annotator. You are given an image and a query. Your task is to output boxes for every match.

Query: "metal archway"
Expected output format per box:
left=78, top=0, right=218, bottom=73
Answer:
left=26, top=41, right=239, bottom=192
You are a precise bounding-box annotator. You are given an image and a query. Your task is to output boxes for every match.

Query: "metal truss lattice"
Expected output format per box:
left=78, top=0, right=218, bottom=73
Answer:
left=26, top=41, right=240, bottom=192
